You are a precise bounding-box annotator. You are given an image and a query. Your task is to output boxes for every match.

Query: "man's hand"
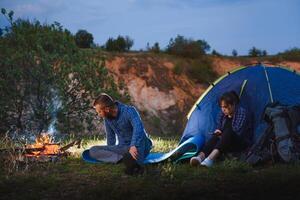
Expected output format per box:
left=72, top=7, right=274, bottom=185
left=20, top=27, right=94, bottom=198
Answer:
left=129, top=146, right=138, bottom=160
left=214, top=129, right=222, bottom=136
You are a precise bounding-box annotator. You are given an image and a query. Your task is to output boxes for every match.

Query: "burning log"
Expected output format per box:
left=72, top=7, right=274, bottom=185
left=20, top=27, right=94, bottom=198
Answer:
left=60, top=139, right=82, bottom=152
left=24, top=133, right=61, bottom=157
left=24, top=133, right=81, bottom=158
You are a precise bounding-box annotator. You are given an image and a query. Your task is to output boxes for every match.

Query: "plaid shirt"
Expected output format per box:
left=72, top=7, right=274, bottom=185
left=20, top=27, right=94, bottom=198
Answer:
left=216, top=105, right=253, bottom=145
left=104, top=101, right=151, bottom=148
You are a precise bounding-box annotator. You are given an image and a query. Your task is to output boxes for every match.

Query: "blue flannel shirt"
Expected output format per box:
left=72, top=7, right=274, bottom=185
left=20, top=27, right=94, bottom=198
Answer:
left=104, top=101, right=152, bottom=149
left=216, top=105, right=253, bottom=146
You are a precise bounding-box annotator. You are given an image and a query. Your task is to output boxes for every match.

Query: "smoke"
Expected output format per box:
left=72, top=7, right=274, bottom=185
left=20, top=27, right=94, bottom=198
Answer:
left=47, top=88, right=62, bottom=135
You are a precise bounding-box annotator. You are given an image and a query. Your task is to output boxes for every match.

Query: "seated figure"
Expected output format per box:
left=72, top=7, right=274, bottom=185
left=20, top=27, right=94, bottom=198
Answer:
left=190, top=91, right=253, bottom=167
left=90, top=93, right=152, bottom=175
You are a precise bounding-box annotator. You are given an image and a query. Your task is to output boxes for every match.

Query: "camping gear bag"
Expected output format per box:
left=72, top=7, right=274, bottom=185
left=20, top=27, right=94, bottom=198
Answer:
left=243, top=124, right=277, bottom=165
left=264, top=104, right=300, bottom=162
left=245, top=103, right=300, bottom=165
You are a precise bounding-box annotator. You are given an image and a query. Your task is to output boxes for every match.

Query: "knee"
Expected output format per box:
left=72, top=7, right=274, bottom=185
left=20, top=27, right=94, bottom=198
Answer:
left=89, top=146, right=101, bottom=157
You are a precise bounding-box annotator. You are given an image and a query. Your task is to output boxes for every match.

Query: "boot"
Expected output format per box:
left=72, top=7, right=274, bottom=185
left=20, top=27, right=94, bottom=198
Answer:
left=122, top=152, right=144, bottom=175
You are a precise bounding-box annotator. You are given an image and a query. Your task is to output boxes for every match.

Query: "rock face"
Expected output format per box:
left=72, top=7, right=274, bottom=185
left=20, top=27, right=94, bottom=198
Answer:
left=104, top=53, right=300, bottom=136
left=105, top=54, right=205, bottom=135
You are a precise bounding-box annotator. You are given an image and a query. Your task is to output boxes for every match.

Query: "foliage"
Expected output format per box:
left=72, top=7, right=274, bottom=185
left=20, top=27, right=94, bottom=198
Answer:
left=147, top=42, right=161, bottom=53
left=75, top=29, right=94, bottom=48
left=0, top=9, right=121, bottom=135
left=248, top=46, right=267, bottom=57
left=104, top=35, right=134, bottom=52
left=232, top=49, right=238, bottom=57
left=166, top=35, right=210, bottom=58
left=276, top=48, right=300, bottom=62
left=173, top=63, right=184, bottom=75
left=211, top=49, right=222, bottom=56
left=248, top=46, right=261, bottom=57
left=262, top=50, right=267, bottom=56
left=186, top=58, right=216, bottom=83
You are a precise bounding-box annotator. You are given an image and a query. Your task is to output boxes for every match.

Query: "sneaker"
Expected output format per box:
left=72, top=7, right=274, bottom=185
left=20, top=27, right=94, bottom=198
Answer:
left=190, top=156, right=203, bottom=167
left=200, top=158, right=214, bottom=167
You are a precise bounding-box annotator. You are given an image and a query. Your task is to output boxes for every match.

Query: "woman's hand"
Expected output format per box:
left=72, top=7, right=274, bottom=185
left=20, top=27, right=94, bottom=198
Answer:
left=214, top=129, right=222, bottom=136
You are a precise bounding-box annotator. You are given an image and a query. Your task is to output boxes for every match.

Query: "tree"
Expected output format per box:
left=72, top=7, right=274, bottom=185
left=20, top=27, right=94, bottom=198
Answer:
left=262, top=50, right=268, bottom=56
left=166, top=35, right=210, bottom=58
left=211, top=49, right=222, bottom=56
left=152, top=42, right=160, bottom=53
left=146, top=42, right=150, bottom=51
left=276, top=48, right=300, bottom=62
left=196, top=39, right=210, bottom=54
left=124, top=36, right=134, bottom=51
left=147, top=42, right=160, bottom=53
left=105, top=35, right=134, bottom=52
left=248, top=46, right=262, bottom=57
left=0, top=10, right=121, bottom=135
left=75, top=29, right=94, bottom=48
left=232, top=49, right=238, bottom=57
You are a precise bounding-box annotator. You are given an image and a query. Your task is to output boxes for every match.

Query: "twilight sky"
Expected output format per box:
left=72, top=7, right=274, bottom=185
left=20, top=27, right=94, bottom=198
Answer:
left=1, top=0, right=299, bottom=55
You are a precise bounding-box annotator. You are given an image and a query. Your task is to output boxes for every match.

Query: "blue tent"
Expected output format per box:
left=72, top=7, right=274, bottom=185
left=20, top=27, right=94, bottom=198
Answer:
left=180, top=64, right=300, bottom=144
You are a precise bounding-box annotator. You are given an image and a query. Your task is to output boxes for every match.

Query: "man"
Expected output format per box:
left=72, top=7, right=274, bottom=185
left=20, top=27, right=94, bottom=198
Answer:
left=90, top=93, right=152, bottom=175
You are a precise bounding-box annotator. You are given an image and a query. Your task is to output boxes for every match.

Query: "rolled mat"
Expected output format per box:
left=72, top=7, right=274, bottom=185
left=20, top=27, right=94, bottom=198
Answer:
left=82, top=134, right=205, bottom=164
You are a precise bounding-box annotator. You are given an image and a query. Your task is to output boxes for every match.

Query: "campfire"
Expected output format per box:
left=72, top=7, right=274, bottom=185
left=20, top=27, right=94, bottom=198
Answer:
left=25, top=133, right=61, bottom=157
left=22, top=132, right=81, bottom=162
left=0, top=132, right=81, bottom=164
left=0, top=131, right=82, bottom=173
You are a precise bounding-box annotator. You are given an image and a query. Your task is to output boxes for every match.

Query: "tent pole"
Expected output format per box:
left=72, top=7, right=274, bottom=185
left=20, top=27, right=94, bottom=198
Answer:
left=263, top=66, right=274, bottom=103
left=239, top=80, right=248, bottom=98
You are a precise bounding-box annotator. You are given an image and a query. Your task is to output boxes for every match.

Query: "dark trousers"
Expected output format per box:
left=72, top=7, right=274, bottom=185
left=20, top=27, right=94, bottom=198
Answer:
left=202, top=127, right=247, bottom=156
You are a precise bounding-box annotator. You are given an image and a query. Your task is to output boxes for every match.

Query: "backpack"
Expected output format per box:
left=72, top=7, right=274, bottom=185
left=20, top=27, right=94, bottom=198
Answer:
left=264, top=104, right=300, bottom=162
left=244, top=103, right=300, bottom=165
left=243, top=124, right=277, bottom=165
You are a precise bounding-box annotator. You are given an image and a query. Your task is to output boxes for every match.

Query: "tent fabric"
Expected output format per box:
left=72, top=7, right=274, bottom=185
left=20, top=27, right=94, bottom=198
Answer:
left=180, top=65, right=300, bottom=144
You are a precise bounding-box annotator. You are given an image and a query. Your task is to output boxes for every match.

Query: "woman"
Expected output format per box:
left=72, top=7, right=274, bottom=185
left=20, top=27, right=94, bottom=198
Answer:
left=190, top=91, right=253, bottom=167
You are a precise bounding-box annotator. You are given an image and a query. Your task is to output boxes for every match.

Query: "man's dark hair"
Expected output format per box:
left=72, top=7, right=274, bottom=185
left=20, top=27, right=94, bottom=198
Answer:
left=93, top=93, right=115, bottom=107
left=219, top=91, right=239, bottom=106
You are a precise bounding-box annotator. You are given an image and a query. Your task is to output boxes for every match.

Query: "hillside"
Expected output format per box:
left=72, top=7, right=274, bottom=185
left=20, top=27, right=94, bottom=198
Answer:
left=100, top=52, right=300, bottom=136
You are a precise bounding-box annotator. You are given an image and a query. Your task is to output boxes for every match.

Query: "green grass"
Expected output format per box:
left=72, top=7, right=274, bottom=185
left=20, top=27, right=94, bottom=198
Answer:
left=57, top=135, right=180, bottom=157
left=1, top=136, right=300, bottom=200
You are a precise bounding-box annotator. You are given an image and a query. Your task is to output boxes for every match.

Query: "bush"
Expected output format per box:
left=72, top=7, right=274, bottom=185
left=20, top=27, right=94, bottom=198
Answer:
left=232, top=49, right=238, bottom=57
left=148, top=42, right=160, bottom=53
left=186, top=58, right=216, bottom=83
left=173, top=63, right=184, bottom=75
left=166, top=35, right=210, bottom=58
left=211, top=49, right=222, bottom=56
left=105, top=35, right=134, bottom=52
left=75, top=29, right=94, bottom=48
left=276, top=48, right=300, bottom=62
left=248, top=47, right=267, bottom=57
left=0, top=9, right=121, bottom=135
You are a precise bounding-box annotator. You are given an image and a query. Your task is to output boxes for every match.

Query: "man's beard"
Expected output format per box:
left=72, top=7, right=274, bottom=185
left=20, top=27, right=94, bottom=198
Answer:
left=105, top=112, right=116, bottom=119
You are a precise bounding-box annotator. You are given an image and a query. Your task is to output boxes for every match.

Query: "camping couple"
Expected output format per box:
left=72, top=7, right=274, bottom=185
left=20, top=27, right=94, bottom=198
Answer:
left=89, top=91, right=253, bottom=175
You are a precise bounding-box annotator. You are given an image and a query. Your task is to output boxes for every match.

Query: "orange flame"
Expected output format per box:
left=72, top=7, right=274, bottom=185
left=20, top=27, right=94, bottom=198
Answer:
left=25, top=133, right=61, bottom=157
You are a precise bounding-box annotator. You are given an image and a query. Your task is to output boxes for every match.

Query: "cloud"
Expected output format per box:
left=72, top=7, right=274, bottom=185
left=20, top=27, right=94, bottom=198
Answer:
left=1, top=1, right=65, bottom=22
left=0, top=0, right=299, bottom=55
